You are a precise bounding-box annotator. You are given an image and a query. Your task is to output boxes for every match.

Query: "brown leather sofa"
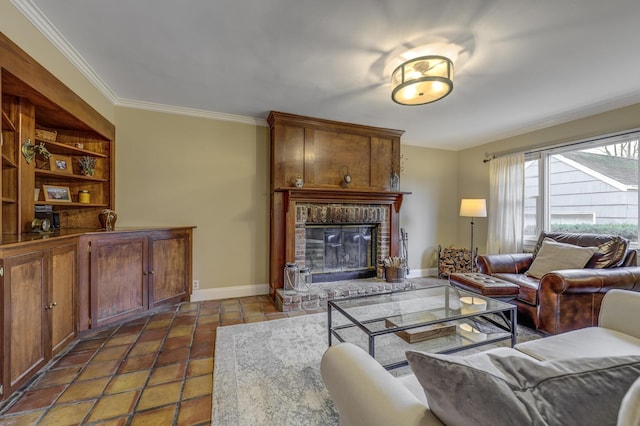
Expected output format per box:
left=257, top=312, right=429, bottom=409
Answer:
left=477, top=232, right=640, bottom=334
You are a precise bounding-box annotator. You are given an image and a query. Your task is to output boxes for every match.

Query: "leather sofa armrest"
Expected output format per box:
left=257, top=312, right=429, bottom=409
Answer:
left=538, top=268, right=640, bottom=334
left=477, top=253, right=533, bottom=275
left=320, top=343, right=442, bottom=426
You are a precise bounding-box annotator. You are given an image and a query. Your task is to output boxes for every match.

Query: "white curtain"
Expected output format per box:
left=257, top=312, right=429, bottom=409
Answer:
left=487, top=153, right=525, bottom=254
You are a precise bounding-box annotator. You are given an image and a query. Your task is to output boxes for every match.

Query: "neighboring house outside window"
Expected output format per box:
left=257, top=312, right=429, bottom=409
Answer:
left=523, top=132, right=639, bottom=251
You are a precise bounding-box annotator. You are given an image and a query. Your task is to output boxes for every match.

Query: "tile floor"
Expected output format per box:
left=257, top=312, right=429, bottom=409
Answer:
left=0, top=295, right=322, bottom=425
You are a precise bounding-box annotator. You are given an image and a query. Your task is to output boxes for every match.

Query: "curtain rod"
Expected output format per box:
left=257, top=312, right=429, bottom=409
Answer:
left=482, top=127, right=640, bottom=163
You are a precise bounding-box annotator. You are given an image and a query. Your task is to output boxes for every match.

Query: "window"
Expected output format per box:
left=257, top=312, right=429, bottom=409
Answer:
left=523, top=131, right=639, bottom=249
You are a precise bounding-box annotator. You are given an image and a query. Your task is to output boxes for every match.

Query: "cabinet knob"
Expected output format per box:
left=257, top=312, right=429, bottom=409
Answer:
left=44, top=302, right=58, bottom=310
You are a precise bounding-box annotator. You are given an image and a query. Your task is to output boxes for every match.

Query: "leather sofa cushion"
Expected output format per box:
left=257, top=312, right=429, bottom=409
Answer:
left=525, top=238, right=598, bottom=279
left=494, top=273, right=539, bottom=305
left=406, top=348, right=640, bottom=426
left=532, top=232, right=628, bottom=269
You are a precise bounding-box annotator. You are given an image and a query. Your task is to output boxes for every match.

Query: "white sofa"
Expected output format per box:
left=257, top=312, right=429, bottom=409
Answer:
left=321, top=289, right=640, bottom=426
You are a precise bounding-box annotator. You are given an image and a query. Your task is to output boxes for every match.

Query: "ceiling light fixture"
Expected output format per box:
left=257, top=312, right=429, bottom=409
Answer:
left=391, top=55, right=453, bottom=105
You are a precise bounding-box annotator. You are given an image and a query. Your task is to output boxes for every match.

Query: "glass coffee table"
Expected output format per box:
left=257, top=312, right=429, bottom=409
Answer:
left=328, top=284, right=517, bottom=370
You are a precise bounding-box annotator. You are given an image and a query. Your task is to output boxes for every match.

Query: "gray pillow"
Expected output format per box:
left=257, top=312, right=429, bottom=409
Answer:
left=406, top=349, right=640, bottom=426
left=525, top=237, right=598, bottom=279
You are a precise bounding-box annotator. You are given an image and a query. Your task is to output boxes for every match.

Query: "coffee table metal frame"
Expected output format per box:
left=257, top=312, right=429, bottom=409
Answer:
left=327, top=284, right=517, bottom=370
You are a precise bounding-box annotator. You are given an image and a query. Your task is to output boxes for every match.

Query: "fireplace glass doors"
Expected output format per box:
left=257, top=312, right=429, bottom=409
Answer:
left=305, top=224, right=378, bottom=282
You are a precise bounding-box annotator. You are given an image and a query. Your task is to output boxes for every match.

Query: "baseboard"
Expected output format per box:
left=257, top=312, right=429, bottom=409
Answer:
left=190, top=283, right=270, bottom=302
left=407, top=268, right=437, bottom=278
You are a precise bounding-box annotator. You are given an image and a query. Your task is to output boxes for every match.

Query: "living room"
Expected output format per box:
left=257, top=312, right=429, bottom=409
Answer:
left=2, top=1, right=640, bottom=424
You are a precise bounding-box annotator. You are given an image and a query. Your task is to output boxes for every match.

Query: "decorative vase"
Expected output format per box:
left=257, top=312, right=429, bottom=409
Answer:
left=295, top=178, right=303, bottom=188
left=82, top=169, right=94, bottom=176
left=390, top=172, right=400, bottom=191
left=99, top=209, right=117, bottom=231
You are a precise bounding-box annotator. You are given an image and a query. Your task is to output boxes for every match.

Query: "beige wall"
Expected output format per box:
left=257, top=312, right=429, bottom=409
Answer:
left=114, top=107, right=270, bottom=289
left=400, top=145, right=459, bottom=273
left=457, top=103, right=640, bottom=254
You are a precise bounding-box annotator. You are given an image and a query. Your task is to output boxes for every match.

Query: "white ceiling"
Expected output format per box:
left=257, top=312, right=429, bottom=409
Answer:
left=13, top=0, right=640, bottom=149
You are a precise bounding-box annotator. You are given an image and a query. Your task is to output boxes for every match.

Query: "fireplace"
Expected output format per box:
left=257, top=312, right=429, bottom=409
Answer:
left=268, top=111, right=407, bottom=297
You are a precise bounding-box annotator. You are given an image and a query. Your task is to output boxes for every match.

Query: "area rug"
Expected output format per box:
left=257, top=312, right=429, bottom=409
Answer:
left=212, top=312, right=541, bottom=425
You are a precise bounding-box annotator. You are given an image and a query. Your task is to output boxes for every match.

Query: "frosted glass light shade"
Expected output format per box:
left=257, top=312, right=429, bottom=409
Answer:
left=459, top=199, right=487, bottom=218
left=391, top=55, right=453, bottom=105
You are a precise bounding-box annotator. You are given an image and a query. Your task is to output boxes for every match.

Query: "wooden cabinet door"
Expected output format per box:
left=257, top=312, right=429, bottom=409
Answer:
left=50, top=243, right=77, bottom=355
left=2, top=251, right=47, bottom=397
left=149, top=230, right=191, bottom=308
left=90, top=235, right=148, bottom=328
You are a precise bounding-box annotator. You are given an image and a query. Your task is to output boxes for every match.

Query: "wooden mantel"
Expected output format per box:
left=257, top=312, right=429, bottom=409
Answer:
left=275, top=187, right=409, bottom=214
left=268, top=112, right=407, bottom=296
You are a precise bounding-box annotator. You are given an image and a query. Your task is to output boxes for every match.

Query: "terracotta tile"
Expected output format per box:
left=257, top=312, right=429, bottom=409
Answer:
left=173, top=316, right=196, bottom=326
left=177, top=394, right=212, bottom=425
left=163, top=336, right=191, bottom=351
left=117, top=353, right=156, bottom=374
left=181, top=301, right=199, bottom=309
left=130, top=404, right=176, bottom=426
left=5, top=385, right=65, bottom=414
left=265, top=313, right=288, bottom=320
left=136, top=381, right=182, bottom=411
left=105, top=333, right=138, bottom=347
left=192, top=331, right=215, bottom=348
left=167, top=325, right=193, bottom=338
left=220, top=318, right=244, bottom=326
left=53, top=351, right=95, bottom=369
left=72, top=338, right=107, bottom=352
left=239, top=295, right=260, bottom=303
left=261, top=304, right=279, bottom=314
left=145, top=318, right=173, bottom=330
left=128, top=341, right=162, bottom=357
left=147, top=363, right=187, bottom=386
left=32, top=366, right=81, bottom=389
left=93, top=345, right=131, bottom=362
left=115, top=324, right=146, bottom=336
left=0, top=410, right=45, bottom=425
left=220, top=299, right=240, bottom=307
left=199, top=305, right=220, bottom=315
left=183, top=375, right=212, bottom=400
left=190, top=342, right=214, bottom=359
left=156, top=347, right=191, bottom=366
left=137, top=329, right=168, bottom=342
left=197, top=314, right=220, bottom=325
left=195, top=322, right=216, bottom=334
left=257, top=294, right=273, bottom=302
left=57, top=377, right=109, bottom=403
left=38, top=400, right=95, bottom=425
left=104, top=370, right=150, bottom=394
left=89, top=416, right=128, bottom=426
left=241, top=302, right=262, bottom=313
left=244, top=314, right=266, bottom=323
left=150, top=311, right=176, bottom=320
left=220, top=311, right=241, bottom=321
left=221, top=303, right=241, bottom=313
left=77, top=359, right=120, bottom=381
left=187, top=358, right=213, bottom=378
left=86, top=390, right=140, bottom=422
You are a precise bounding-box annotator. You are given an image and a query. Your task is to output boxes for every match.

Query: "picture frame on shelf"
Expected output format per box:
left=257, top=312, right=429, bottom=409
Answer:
left=49, top=154, right=73, bottom=174
left=42, top=185, right=72, bottom=202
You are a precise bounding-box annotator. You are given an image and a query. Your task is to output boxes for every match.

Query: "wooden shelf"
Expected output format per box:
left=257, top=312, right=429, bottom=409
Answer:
left=1, top=110, right=16, bottom=132
left=2, top=197, right=16, bottom=204
left=35, top=201, right=108, bottom=208
left=34, top=139, right=108, bottom=158
left=35, top=169, right=108, bottom=182
left=2, top=153, right=17, bottom=168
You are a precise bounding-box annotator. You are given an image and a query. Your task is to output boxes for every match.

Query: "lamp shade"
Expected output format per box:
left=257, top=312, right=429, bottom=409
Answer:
left=391, top=55, right=453, bottom=105
left=459, top=199, right=487, bottom=218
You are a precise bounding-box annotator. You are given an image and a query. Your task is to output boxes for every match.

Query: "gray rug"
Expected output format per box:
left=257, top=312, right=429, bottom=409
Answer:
left=212, top=312, right=541, bottom=425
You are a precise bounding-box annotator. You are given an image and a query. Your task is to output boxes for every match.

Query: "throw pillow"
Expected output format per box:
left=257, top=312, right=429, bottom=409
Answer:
left=525, top=237, right=597, bottom=279
left=406, top=350, right=640, bottom=426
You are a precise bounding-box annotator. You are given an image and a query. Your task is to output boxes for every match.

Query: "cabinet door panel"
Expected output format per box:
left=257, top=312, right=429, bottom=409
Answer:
left=50, top=243, right=77, bottom=355
left=149, top=232, right=190, bottom=307
left=91, top=237, right=147, bottom=328
left=5, top=252, right=47, bottom=393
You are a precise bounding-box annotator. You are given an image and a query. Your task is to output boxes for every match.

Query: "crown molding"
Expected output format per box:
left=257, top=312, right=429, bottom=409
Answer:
left=115, top=98, right=269, bottom=127
left=10, top=0, right=119, bottom=104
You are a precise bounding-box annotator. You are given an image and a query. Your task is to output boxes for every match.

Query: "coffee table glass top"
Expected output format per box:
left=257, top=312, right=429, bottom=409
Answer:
left=328, top=284, right=516, bottom=369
